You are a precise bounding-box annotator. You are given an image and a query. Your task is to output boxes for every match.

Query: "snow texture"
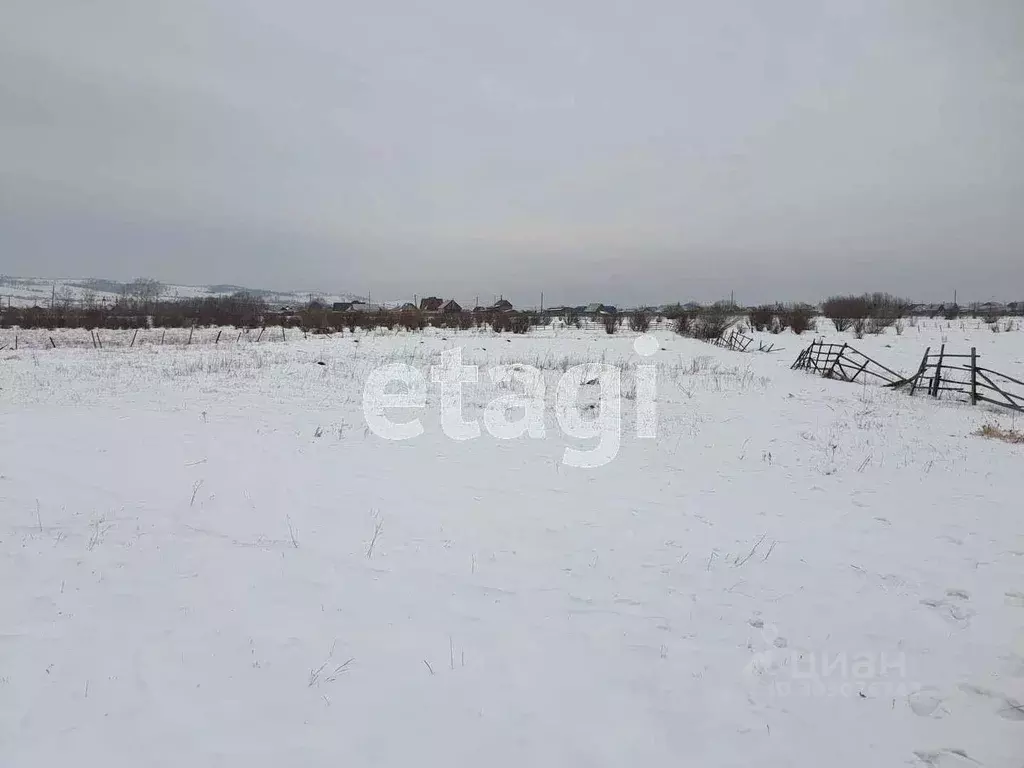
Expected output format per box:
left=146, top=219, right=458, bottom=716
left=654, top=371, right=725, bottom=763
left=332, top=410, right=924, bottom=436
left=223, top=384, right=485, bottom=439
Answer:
left=1, top=319, right=1022, bottom=766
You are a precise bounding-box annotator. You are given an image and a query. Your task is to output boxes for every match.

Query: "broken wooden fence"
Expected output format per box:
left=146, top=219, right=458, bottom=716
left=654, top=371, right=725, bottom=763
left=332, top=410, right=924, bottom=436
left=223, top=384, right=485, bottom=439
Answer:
left=790, top=340, right=903, bottom=386
left=710, top=329, right=753, bottom=352
left=710, top=329, right=778, bottom=353
left=898, top=345, right=1024, bottom=412
left=792, top=340, right=1024, bottom=413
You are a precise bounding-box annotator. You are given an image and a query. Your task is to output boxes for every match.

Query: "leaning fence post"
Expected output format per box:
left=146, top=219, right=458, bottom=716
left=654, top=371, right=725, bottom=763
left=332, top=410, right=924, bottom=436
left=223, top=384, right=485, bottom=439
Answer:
left=910, top=347, right=929, bottom=396
left=188, top=325, right=194, bottom=345
left=50, top=337, right=56, bottom=348
left=970, top=347, right=978, bottom=405
left=932, top=344, right=945, bottom=397
left=130, top=329, right=138, bottom=348
left=215, top=330, right=222, bottom=344
left=281, top=326, right=286, bottom=341
left=256, top=327, right=265, bottom=343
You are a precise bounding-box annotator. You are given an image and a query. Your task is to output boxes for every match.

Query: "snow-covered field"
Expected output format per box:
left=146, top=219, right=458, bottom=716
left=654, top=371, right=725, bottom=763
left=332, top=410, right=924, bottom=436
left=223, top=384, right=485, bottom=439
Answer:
left=1, top=320, right=1022, bottom=766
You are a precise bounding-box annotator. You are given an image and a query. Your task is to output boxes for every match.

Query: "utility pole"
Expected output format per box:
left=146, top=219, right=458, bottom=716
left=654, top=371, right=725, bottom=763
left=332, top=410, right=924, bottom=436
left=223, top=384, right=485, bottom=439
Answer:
left=540, top=292, right=544, bottom=312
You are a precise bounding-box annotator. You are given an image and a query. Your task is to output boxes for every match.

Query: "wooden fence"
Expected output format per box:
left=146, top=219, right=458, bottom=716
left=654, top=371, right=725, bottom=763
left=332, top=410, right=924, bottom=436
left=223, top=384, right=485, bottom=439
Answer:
left=708, top=329, right=779, bottom=353
left=899, top=345, right=1024, bottom=412
left=791, top=340, right=1024, bottom=413
left=790, top=340, right=904, bottom=385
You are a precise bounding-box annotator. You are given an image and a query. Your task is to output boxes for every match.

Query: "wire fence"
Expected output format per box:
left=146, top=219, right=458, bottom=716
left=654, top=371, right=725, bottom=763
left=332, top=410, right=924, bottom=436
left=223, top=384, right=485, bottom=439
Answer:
left=0, top=326, right=290, bottom=351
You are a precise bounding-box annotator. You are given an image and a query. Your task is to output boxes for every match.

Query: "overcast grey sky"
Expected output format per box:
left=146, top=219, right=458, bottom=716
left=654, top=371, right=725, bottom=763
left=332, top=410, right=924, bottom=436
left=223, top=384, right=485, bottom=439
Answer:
left=1, top=1, right=1022, bottom=306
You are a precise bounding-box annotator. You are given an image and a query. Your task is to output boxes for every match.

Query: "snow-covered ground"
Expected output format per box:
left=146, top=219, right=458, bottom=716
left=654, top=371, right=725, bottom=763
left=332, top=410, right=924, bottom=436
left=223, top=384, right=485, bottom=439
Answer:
left=1, top=320, right=1022, bottom=766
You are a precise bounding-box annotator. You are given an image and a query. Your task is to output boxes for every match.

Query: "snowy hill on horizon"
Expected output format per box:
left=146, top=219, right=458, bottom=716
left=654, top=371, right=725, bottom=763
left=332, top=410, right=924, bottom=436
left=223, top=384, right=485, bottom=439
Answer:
left=0, top=276, right=368, bottom=309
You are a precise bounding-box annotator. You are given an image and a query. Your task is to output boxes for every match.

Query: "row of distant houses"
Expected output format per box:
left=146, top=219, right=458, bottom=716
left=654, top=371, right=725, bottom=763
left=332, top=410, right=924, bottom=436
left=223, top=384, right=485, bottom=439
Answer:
left=325, top=297, right=517, bottom=314
left=415, top=297, right=516, bottom=314
left=276, top=297, right=1024, bottom=320
left=908, top=301, right=1024, bottom=316
left=320, top=297, right=623, bottom=316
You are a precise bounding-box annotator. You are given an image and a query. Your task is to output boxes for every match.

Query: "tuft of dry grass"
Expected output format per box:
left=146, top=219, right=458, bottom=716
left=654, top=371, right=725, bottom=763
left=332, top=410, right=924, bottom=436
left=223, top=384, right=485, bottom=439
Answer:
left=976, top=422, right=1024, bottom=444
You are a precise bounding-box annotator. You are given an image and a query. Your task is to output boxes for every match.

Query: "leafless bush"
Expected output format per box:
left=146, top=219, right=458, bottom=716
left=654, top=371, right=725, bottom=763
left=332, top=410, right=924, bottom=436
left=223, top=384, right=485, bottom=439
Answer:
left=509, top=314, right=532, bottom=334
left=603, top=314, right=619, bottom=334
left=865, top=319, right=885, bottom=335
left=693, top=303, right=732, bottom=340
left=128, top=277, right=164, bottom=303
left=749, top=305, right=775, bottom=332
left=822, top=292, right=908, bottom=333
left=673, top=312, right=693, bottom=336
left=628, top=311, right=651, bottom=333
left=400, top=312, right=425, bottom=331
left=852, top=318, right=866, bottom=339
left=786, top=304, right=815, bottom=335
left=866, top=292, right=909, bottom=325
left=869, top=314, right=896, bottom=330
left=894, top=319, right=905, bottom=335
left=822, top=295, right=869, bottom=331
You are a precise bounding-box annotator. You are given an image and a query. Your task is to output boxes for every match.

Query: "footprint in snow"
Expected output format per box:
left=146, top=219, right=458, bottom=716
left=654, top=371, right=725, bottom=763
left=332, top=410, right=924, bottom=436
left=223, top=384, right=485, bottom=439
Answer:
left=613, top=597, right=643, bottom=607
left=879, top=573, right=908, bottom=588
left=1005, top=591, right=1024, bottom=608
left=912, top=748, right=980, bottom=766
left=945, top=589, right=970, bottom=601
left=958, top=683, right=1024, bottom=722
left=920, top=598, right=974, bottom=627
